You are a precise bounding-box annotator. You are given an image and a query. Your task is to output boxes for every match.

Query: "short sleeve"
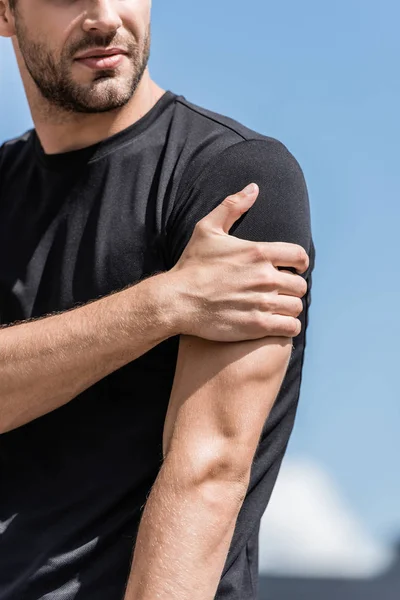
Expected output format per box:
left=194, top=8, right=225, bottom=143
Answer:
left=165, top=138, right=314, bottom=273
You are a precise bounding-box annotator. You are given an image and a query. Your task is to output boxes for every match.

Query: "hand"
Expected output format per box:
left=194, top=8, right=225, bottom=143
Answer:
left=169, top=183, right=309, bottom=342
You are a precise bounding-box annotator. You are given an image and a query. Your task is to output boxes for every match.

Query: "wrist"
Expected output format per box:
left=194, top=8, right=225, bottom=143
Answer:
left=139, top=270, right=185, bottom=339
left=160, top=265, right=202, bottom=337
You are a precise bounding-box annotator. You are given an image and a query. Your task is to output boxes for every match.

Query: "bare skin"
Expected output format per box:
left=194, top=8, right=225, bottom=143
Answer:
left=0, top=1, right=311, bottom=598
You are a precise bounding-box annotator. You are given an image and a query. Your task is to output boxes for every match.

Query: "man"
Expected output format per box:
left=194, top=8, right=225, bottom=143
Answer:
left=0, top=1, right=315, bottom=599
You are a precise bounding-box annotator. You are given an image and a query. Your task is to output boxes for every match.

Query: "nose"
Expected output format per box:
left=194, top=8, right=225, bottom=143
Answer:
left=82, top=0, right=123, bottom=35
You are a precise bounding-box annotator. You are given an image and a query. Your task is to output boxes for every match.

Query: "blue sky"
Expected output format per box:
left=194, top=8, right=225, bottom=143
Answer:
left=1, top=0, right=399, bottom=544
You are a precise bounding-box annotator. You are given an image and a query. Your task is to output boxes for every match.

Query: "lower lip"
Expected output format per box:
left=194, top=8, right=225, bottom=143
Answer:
left=75, top=54, right=126, bottom=70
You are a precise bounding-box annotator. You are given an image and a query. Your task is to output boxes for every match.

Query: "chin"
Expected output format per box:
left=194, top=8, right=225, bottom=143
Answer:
left=75, top=88, right=133, bottom=113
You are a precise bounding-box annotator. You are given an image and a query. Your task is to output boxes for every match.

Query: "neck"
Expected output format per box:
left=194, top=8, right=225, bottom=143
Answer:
left=26, top=70, right=165, bottom=155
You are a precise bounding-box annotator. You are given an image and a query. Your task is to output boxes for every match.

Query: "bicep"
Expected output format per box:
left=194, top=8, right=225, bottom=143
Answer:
left=162, top=334, right=292, bottom=466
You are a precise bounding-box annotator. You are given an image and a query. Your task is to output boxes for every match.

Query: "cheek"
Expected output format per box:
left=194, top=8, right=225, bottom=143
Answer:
left=119, top=1, right=151, bottom=39
left=27, top=4, right=83, bottom=56
left=19, top=25, right=67, bottom=64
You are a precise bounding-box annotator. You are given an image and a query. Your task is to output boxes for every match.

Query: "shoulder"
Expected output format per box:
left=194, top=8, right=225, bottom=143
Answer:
left=1, top=129, right=34, bottom=154
left=166, top=96, right=312, bottom=266
left=170, top=94, right=305, bottom=203
left=0, top=129, right=35, bottom=176
left=174, top=95, right=276, bottom=145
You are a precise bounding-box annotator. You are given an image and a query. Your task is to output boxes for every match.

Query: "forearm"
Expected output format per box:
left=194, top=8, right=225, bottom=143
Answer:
left=126, top=336, right=292, bottom=600
left=124, top=450, right=248, bottom=600
left=0, top=272, right=176, bottom=434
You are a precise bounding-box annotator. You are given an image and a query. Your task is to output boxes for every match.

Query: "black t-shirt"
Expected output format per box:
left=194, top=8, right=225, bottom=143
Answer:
left=0, top=90, right=315, bottom=600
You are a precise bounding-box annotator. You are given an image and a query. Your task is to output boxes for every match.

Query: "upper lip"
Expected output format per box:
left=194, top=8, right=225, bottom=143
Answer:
left=74, top=47, right=128, bottom=60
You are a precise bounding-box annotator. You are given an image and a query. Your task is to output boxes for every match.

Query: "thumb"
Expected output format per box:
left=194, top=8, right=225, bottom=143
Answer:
left=204, top=183, right=259, bottom=234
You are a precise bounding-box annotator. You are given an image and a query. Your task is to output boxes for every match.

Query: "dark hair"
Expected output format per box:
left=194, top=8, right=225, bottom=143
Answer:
left=9, top=0, right=17, bottom=9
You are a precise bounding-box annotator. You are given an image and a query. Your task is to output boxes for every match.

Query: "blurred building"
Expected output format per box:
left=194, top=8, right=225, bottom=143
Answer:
left=260, top=555, right=400, bottom=600
left=258, top=459, right=399, bottom=599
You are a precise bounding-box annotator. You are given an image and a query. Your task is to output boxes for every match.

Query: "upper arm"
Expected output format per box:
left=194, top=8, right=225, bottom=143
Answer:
left=163, top=138, right=314, bottom=474
left=162, top=335, right=292, bottom=475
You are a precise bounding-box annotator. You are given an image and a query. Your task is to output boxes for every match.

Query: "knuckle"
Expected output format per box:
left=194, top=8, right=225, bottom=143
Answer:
left=252, top=243, right=266, bottom=262
left=194, top=219, right=207, bottom=235
left=285, top=318, right=301, bottom=337
left=292, top=275, right=307, bottom=297
left=295, top=244, right=305, bottom=260
left=263, top=266, right=278, bottom=288
left=259, top=296, right=273, bottom=313
left=222, top=194, right=239, bottom=209
left=294, top=298, right=304, bottom=317
left=299, top=277, right=308, bottom=296
left=296, top=245, right=309, bottom=270
left=293, top=318, right=302, bottom=336
left=221, top=196, right=242, bottom=219
left=252, top=311, right=266, bottom=330
left=225, top=192, right=239, bottom=203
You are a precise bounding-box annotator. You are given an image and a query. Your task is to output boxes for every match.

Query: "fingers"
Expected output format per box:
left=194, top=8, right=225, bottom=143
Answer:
left=275, top=270, right=308, bottom=298
left=202, top=183, right=259, bottom=234
left=262, top=314, right=302, bottom=338
left=261, top=242, right=310, bottom=274
left=272, top=294, right=304, bottom=318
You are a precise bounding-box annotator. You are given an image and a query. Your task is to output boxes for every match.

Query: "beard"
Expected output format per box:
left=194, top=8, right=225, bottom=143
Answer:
left=14, top=17, right=150, bottom=114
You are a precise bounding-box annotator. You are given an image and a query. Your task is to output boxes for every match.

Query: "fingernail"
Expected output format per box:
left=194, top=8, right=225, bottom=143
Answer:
left=243, top=183, right=256, bottom=195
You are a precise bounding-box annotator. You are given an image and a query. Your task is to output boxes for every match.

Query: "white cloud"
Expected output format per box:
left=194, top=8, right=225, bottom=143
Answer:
left=259, top=458, right=395, bottom=579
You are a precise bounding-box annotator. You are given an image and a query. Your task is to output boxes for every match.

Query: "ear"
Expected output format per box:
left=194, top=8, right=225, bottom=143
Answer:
left=0, top=1, right=16, bottom=38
